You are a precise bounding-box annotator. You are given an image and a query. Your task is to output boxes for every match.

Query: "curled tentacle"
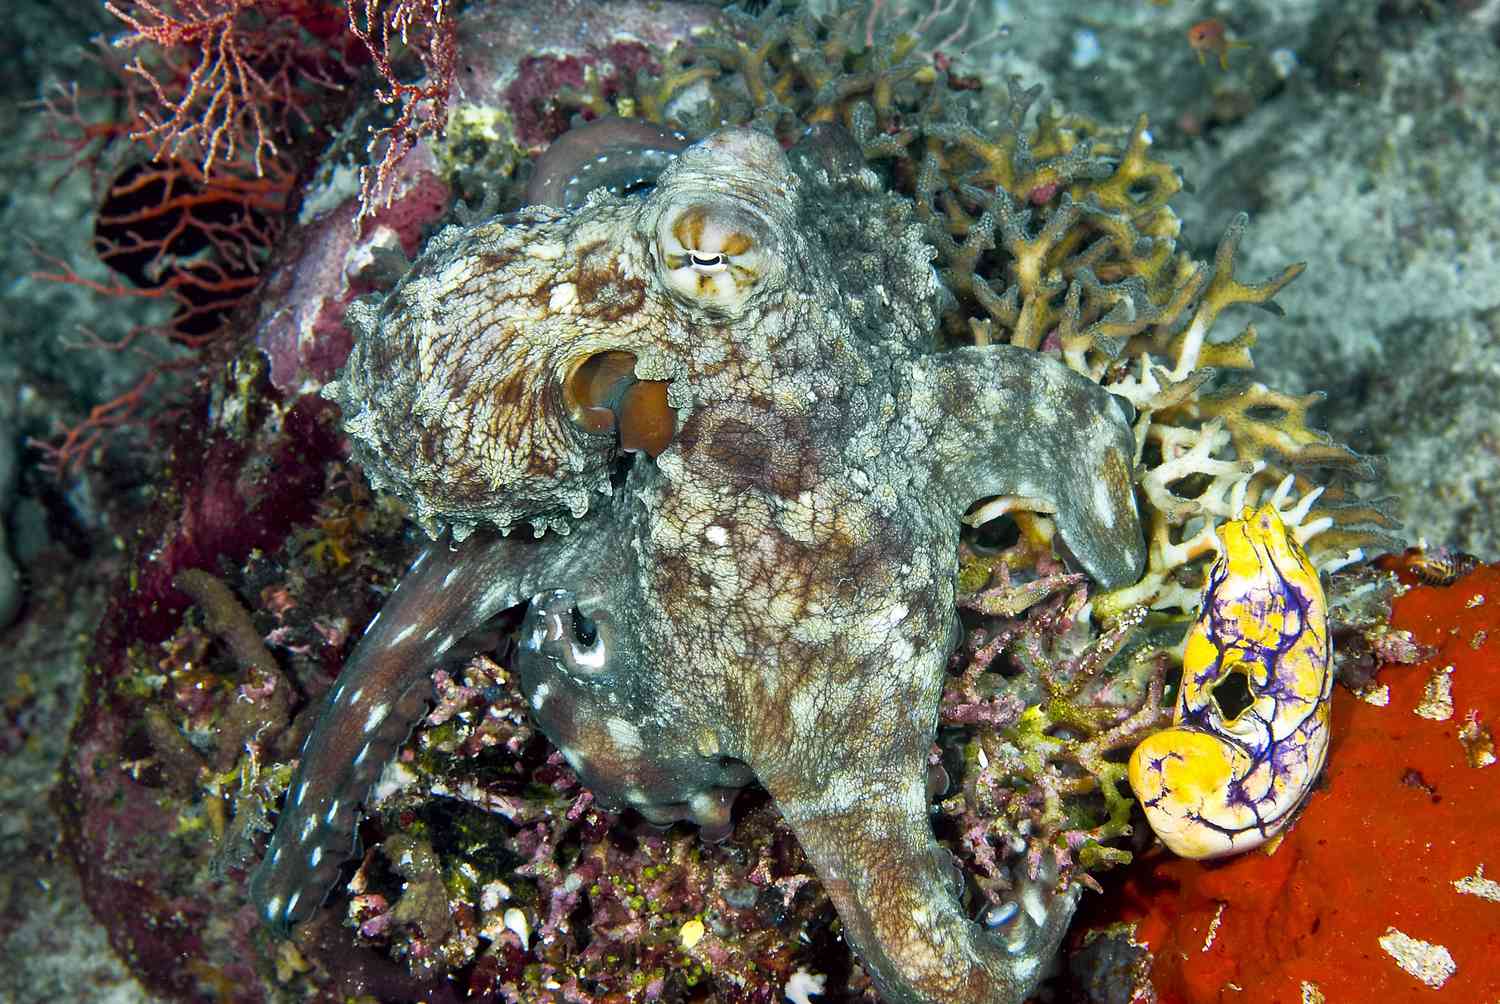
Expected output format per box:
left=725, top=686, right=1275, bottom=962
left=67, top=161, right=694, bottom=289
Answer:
left=765, top=764, right=1079, bottom=1004
left=525, top=117, right=691, bottom=210
left=916, top=346, right=1145, bottom=589
left=250, top=525, right=602, bottom=933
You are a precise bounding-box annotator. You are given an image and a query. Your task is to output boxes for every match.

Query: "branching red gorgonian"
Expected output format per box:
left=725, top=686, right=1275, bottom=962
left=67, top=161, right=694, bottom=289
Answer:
left=104, top=0, right=348, bottom=176
left=346, top=0, right=456, bottom=223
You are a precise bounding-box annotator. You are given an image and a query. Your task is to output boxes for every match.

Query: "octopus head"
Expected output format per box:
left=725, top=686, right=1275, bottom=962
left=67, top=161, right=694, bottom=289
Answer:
left=327, top=128, right=804, bottom=541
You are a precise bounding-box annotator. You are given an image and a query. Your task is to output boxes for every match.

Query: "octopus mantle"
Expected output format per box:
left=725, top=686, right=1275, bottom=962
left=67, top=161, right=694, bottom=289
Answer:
left=250, top=126, right=1145, bottom=1004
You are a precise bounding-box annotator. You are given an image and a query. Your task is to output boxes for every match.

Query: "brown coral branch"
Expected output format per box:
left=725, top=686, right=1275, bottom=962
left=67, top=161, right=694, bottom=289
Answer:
left=174, top=568, right=283, bottom=680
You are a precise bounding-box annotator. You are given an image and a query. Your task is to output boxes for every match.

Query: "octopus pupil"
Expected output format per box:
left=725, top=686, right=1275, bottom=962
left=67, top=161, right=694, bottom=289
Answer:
left=691, top=253, right=724, bottom=267
left=571, top=607, right=598, bottom=647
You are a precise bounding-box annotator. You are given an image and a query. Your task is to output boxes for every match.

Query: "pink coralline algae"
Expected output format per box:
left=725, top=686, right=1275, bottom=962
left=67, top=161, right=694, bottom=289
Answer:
left=252, top=145, right=451, bottom=395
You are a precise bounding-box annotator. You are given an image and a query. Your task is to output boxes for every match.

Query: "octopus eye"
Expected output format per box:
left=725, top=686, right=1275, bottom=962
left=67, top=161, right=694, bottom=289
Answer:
left=521, top=589, right=612, bottom=679
left=655, top=201, right=775, bottom=314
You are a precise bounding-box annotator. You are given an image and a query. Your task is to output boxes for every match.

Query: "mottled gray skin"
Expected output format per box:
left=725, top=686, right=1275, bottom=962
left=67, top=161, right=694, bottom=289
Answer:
left=252, top=126, right=1144, bottom=1003
left=0, top=423, right=18, bottom=629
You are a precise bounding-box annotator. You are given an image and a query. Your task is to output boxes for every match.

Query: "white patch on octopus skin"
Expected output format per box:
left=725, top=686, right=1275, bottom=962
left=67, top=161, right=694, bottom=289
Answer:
left=527, top=241, right=565, bottom=260
left=604, top=717, right=643, bottom=753
left=570, top=639, right=607, bottom=670
left=364, top=702, right=390, bottom=733
left=1092, top=477, right=1117, bottom=530
left=1021, top=883, right=1048, bottom=926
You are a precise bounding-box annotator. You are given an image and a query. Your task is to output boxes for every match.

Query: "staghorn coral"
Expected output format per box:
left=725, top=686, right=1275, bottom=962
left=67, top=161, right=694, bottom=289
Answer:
left=939, top=575, right=1169, bottom=900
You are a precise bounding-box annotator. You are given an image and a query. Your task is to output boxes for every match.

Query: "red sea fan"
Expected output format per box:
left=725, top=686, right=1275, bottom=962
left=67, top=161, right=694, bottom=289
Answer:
left=104, top=0, right=351, bottom=176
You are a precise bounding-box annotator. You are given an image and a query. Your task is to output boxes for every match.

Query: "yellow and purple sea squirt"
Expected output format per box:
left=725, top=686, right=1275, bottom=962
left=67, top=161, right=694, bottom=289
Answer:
left=1128, top=505, right=1332, bottom=859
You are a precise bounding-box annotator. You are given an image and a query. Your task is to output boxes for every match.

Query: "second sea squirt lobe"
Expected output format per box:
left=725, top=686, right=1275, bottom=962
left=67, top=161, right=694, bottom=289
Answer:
left=250, top=124, right=1147, bottom=1004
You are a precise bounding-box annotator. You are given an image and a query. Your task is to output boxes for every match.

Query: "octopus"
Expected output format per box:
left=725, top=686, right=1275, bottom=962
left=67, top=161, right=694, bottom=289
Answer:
left=1128, top=504, right=1333, bottom=859
left=249, top=122, right=1147, bottom=1004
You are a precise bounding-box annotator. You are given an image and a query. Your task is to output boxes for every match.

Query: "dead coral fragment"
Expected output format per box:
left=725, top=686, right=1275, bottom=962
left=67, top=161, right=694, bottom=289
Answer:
left=1456, top=711, right=1495, bottom=767
left=1378, top=927, right=1457, bottom=990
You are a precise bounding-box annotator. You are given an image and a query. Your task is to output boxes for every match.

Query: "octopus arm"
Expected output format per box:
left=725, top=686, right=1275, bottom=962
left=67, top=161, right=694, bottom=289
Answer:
left=249, top=526, right=599, bottom=932
left=524, top=116, right=691, bottom=209
left=766, top=762, right=1077, bottom=1004
left=909, top=346, right=1145, bottom=589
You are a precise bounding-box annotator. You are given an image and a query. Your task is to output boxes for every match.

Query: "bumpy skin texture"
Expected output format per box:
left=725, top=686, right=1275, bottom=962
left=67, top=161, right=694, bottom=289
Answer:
left=1128, top=505, right=1332, bottom=859
left=252, top=126, right=1146, bottom=1004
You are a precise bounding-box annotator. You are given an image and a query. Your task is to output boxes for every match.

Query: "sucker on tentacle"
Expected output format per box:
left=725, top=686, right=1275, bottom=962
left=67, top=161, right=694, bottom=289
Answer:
left=1127, top=504, right=1333, bottom=859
